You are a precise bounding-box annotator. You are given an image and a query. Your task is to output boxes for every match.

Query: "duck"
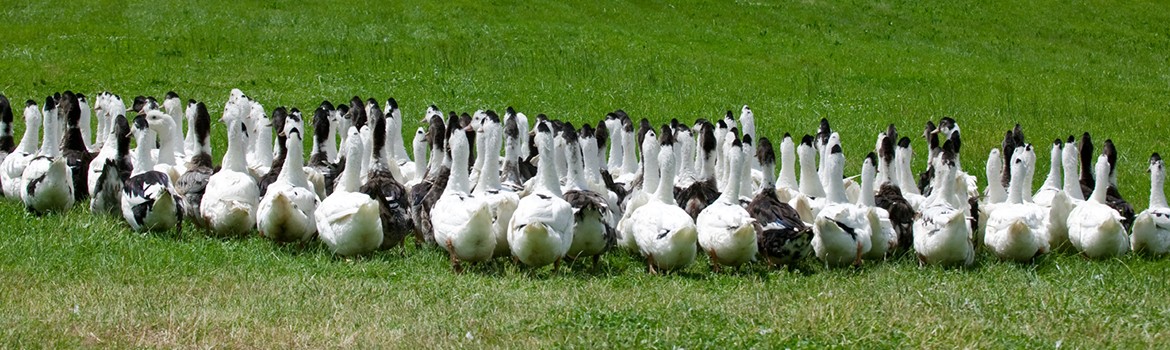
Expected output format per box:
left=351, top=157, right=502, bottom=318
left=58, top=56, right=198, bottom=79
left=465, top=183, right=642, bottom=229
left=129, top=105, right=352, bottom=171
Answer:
left=616, top=127, right=660, bottom=251
left=508, top=122, right=576, bottom=269
left=613, top=115, right=640, bottom=185
left=1068, top=154, right=1130, bottom=258
left=308, top=105, right=344, bottom=196
left=21, top=97, right=75, bottom=214
left=1131, top=153, right=1170, bottom=255
left=121, top=115, right=182, bottom=233
left=912, top=141, right=975, bottom=267
left=257, top=109, right=319, bottom=243
left=675, top=121, right=719, bottom=219
left=470, top=111, right=520, bottom=258
left=409, top=114, right=451, bottom=246
left=200, top=103, right=260, bottom=237
left=500, top=114, right=527, bottom=193
left=696, top=138, right=757, bottom=272
left=315, top=127, right=384, bottom=256
left=811, top=144, right=874, bottom=267
left=89, top=115, right=132, bottom=214
left=174, top=102, right=214, bottom=226
left=873, top=131, right=915, bottom=253
left=983, top=150, right=1050, bottom=262
left=88, top=100, right=131, bottom=199
left=560, top=125, right=614, bottom=271
left=630, top=126, right=699, bottom=273
left=857, top=152, right=897, bottom=260
left=580, top=123, right=623, bottom=226
left=358, top=114, right=414, bottom=250
left=749, top=136, right=812, bottom=268
left=1, top=98, right=37, bottom=198
left=59, top=92, right=94, bottom=202
left=0, top=95, right=15, bottom=178
left=602, top=112, right=624, bottom=177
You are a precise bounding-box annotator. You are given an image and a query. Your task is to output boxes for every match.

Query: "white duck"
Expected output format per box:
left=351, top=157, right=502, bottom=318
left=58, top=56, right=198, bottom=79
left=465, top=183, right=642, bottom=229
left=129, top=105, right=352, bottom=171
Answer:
left=471, top=111, right=520, bottom=258
left=201, top=105, right=260, bottom=237
left=432, top=116, right=496, bottom=270
left=2, top=99, right=41, bottom=198
left=1068, top=154, right=1130, bottom=258
left=983, top=151, right=1050, bottom=262
left=561, top=126, right=614, bottom=271
left=616, top=127, right=660, bottom=251
left=857, top=152, right=897, bottom=260
left=775, top=133, right=801, bottom=203
left=1131, top=153, right=1170, bottom=255
left=811, top=144, right=874, bottom=267
left=21, top=97, right=75, bottom=213
left=912, top=142, right=975, bottom=267
left=121, top=115, right=181, bottom=233
left=89, top=115, right=132, bottom=214
left=257, top=109, right=319, bottom=243
left=696, top=138, right=757, bottom=272
left=631, top=126, right=699, bottom=273
left=508, top=122, right=575, bottom=269
left=315, top=128, right=383, bottom=256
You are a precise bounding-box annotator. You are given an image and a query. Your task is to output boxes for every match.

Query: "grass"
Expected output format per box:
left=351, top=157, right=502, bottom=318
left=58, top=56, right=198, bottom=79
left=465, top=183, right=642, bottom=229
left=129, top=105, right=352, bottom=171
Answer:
left=2, top=0, right=1170, bottom=347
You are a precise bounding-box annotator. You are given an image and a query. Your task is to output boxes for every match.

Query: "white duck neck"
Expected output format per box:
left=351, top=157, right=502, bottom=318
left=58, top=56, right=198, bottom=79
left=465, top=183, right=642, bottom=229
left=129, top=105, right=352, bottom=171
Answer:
left=1089, top=158, right=1110, bottom=203
left=655, top=145, right=678, bottom=205
left=858, top=162, right=875, bottom=206
left=824, top=155, right=848, bottom=204
left=413, top=133, right=428, bottom=179
left=1062, top=147, right=1084, bottom=200
left=738, top=143, right=753, bottom=197
left=718, top=148, right=744, bottom=203
left=338, top=138, right=364, bottom=193
left=581, top=138, right=601, bottom=184
left=153, top=121, right=179, bottom=166
left=896, top=147, right=920, bottom=195
left=40, top=108, right=61, bottom=158
left=699, top=147, right=716, bottom=182
left=606, top=127, right=622, bottom=171
left=641, top=142, right=661, bottom=194
left=565, top=142, right=590, bottom=191
left=279, top=134, right=308, bottom=188
left=620, top=131, right=637, bottom=175
left=1151, top=166, right=1167, bottom=209
left=799, top=146, right=825, bottom=197
left=535, top=135, right=563, bottom=197
left=17, top=112, right=41, bottom=154
left=474, top=127, right=502, bottom=192
left=447, top=133, right=473, bottom=195
left=1007, top=160, right=1028, bottom=204
left=223, top=120, right=248, bottom=173
left=778, top=139, right=797, bottom=189
left=1042, top=145, right=1062, bottom=189
left=133, top=129, right=157, bottom=173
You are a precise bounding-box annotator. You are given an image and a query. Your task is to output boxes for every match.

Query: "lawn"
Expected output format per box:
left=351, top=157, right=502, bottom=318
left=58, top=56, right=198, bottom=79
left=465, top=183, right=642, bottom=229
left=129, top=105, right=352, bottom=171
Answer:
left=2, top=0, right=1170, bottom=347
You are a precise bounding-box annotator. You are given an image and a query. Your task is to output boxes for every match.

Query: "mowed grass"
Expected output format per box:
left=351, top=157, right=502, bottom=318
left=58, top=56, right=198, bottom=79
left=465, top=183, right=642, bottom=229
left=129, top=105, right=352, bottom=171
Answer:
left=2, top=0, right=1170, bottom=347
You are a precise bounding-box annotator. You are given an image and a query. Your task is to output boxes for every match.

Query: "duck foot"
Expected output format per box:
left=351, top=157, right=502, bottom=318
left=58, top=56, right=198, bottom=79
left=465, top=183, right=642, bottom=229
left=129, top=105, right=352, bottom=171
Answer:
left=853, top=242, right=863, bottom=268
left=446, top=240, right=463, bottom=274
left=708, top=250, right=721, bottom=273
left=647, top=254, right=659, bottom=275
left=591, top=254, right=601, bottom=273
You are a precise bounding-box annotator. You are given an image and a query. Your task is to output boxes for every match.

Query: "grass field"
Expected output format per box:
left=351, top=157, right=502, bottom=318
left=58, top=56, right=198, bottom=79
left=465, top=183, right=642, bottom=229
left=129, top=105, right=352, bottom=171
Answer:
left=3, top=0, right=1170, bottom=347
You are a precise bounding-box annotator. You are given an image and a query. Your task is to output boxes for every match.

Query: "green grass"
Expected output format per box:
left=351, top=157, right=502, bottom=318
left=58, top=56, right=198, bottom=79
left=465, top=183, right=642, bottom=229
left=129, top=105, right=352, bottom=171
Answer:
left=2, top=0, right=1170, bottom=347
